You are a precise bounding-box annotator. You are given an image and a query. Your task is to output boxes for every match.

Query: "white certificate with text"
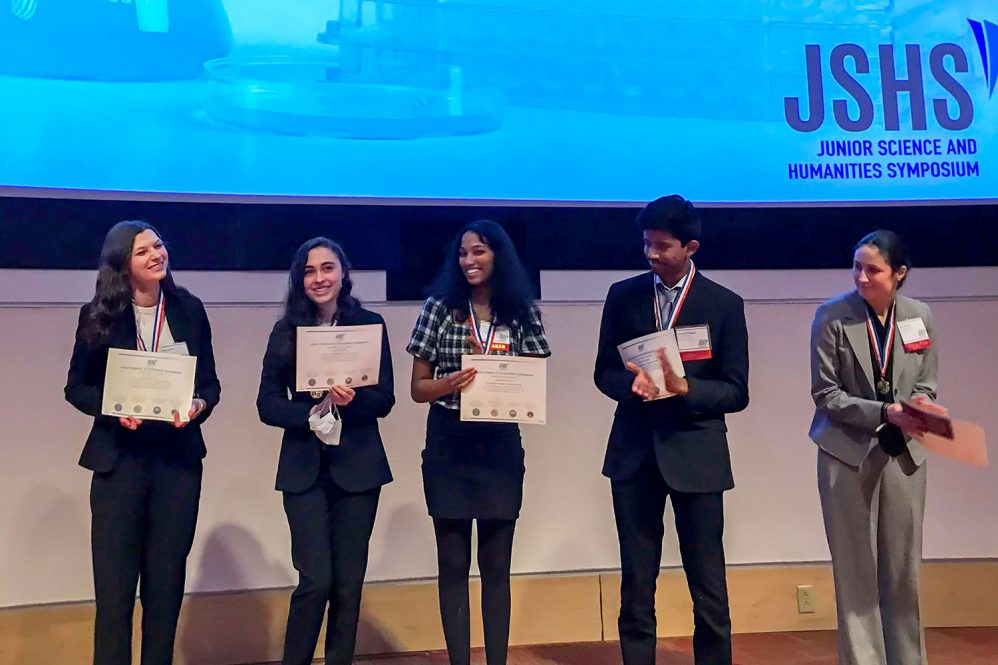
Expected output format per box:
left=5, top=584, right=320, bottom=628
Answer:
left=460, top=355, right=547, bottom=425
left=617, top=329, right=686, bottom=399
left=296, top=324, right=382, bottom=392
left=102, top=349, right=197, bottom=422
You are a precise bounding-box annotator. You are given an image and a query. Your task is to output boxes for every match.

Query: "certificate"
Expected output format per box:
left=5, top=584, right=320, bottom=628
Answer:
left=296, top=324, right=382, bottom=392
left=101, top=348, right=197, bottom=422
left=617, top=329, right=686, bottom=399
left=901, top=400, right=954, bottom=439
left=914, top=419, right=988, bottom=468
left=460, top=355, right=547, bottom=425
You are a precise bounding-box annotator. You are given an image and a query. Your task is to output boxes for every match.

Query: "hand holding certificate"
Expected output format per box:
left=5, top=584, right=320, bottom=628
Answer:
left=460, top=355, right=547, bottom=424
left=901, top=399, right=954, bottom=439
left=617, top=329, right=686, bottom=400
left=296, top=324, right=382, bottom=393
left=102, top=348, right=197, bottom=423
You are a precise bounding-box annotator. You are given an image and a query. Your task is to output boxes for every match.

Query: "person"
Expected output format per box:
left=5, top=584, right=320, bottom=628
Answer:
left=593, top=195, right=749, bottom=665
left=406, top=220, right=550, bottom=665
left=809, top=230, right=939, bottom=665
left=257, top=237, right=395, bottom=665
left=65, top=220, right=221, bottom=665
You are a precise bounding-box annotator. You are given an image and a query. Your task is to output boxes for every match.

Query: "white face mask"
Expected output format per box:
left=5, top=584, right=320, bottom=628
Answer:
left=308, top=404, right=342, bottom=446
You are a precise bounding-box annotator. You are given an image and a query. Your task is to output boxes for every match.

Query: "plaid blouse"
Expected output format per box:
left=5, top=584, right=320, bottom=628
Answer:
left=406, top=297, right=551, bottom=410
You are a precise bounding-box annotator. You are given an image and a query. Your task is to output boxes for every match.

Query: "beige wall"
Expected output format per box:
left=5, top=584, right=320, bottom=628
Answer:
left=1, top=268, right=996, bottom=609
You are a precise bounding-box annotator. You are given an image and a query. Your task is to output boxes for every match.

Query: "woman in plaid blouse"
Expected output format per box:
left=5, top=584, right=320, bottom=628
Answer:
left=407, top=220, right=551, bottom=665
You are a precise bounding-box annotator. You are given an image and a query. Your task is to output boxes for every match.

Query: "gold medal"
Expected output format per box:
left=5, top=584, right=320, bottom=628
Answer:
left=876, top=378, right=890, bottom=396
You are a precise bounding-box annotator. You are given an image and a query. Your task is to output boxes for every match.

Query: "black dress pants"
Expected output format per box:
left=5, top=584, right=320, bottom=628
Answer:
left=281, top=475, right=381, bottom=665
left=90, top=448, right=202, bottom=665
left=611, top=456, right=731, bottom=665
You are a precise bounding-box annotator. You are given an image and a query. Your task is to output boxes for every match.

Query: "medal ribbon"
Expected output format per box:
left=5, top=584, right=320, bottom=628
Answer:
left=865, top=301, right=896, bottom=385
left=310, top=318, right=337, bottom=398
left=468, top=300, right=497, bottom=355
left=136, top=291, right=166, bottom=352
left=653, top=262, right=696, bottom=331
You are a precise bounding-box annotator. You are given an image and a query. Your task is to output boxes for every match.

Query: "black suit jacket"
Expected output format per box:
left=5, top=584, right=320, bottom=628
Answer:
left=65, top=287, right=222, bottom=472
left=257, top=307, right=395, bottom=494
left=594, top=271, right=749, bottom=492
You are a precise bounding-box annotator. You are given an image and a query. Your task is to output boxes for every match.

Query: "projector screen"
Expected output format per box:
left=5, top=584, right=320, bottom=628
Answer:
left=0, top=1, right=995, bottom=203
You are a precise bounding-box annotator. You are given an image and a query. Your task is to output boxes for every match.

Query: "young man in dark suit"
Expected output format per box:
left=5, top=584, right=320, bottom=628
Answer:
left=594, top=195, right=749, bottom=665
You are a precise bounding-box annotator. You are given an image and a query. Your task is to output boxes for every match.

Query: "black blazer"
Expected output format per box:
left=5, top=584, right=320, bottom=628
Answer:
left=594, top=271, right=749, bottom=492
left=257, top=306, right=395, bottom=494
left=65, top=287, right=222, bottom=472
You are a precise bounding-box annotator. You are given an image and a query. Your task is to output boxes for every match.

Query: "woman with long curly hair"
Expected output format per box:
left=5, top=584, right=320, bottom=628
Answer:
left=407, top=220, right=550, bottom=665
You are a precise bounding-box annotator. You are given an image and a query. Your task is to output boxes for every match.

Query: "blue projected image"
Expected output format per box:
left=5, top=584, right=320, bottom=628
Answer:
left=0, top=0, right=995, bottom=203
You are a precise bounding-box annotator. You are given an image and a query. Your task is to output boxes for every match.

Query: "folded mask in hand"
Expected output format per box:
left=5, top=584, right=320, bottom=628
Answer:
left=308, top=406, right=342, bottom=446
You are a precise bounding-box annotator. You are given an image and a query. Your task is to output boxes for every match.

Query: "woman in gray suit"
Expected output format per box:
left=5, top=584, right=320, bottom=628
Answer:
left=809, top=230, right=940, bottom=665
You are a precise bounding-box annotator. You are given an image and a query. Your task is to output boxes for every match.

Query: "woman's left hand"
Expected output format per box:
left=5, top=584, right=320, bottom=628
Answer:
left=466, top=332, right=486, bottom=355
left=885, top=403, right=925, bottom=437
left=173, top=398, right=207, bottom=428
left=329, top=385, right=355, bottom=406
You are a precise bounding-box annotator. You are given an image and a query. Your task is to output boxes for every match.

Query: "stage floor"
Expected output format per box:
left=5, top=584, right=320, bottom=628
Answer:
left=347, top=628, right=998, bottom=665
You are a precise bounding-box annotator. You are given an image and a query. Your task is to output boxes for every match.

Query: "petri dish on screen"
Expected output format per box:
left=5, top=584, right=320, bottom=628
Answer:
left=202, top=56, right=503, bottom=139
left=323, top=0, right=895, bottom=120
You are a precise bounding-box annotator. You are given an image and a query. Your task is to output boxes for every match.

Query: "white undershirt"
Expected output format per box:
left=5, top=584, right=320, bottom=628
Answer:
left=133, top=303, right=176, bottom=350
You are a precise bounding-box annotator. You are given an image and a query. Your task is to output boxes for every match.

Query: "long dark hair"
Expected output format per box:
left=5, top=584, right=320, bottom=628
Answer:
left=80, top=220, right=178, bottom=346
left=281, top=237, right=359, bottom=332
left=428, top=220, right=537, bottom=326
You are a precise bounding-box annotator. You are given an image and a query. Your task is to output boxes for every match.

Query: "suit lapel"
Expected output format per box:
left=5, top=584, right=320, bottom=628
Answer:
left=164, top=290, right=192, bottom=349
left=892, top=295, right=914, bottom=394
left=336, top=307, right=356, bottom=327
left=634, top=272, right=658, bottom=336
left=671, top=268, right=700, bottom=328
left=842, top=292, right=876, bottom=395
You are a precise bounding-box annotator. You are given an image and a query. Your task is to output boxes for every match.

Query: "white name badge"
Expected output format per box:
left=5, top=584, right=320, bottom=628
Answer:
left=480, top=323, right=512, bottom=353
left=159, top=341, right=190, bottom=356
left=675, top=325, right=712, bottom=361
left=897, top=317, right=931, bottom=351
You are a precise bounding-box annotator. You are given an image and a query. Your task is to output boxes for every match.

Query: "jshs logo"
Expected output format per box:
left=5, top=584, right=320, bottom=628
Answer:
left=785, top=19, right=997, bottom=133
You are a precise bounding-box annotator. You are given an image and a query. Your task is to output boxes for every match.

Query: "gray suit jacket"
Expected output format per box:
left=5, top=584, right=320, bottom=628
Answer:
left=809, top=290, right=938, bottom=468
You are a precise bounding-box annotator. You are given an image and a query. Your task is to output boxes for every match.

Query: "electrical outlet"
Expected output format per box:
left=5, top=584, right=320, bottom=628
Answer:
left=797, top=585, right=816, bottom=614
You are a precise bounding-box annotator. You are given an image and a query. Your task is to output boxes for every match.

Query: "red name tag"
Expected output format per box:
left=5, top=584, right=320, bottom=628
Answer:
left=902, top=338, right=932, bottom=352
left=897, top=317, right=931, bottom=353
left=679, top=348, right=712, bottom=361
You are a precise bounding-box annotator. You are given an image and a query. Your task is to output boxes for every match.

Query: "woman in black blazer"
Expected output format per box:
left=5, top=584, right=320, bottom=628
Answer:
left=257, top=237, right=394, bottom=665
left=64, top=220, right=221, bottom=665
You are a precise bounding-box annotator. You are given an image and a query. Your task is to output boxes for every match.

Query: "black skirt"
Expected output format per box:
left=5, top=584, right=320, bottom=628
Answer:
left=422, top=404, right=524, bottom=520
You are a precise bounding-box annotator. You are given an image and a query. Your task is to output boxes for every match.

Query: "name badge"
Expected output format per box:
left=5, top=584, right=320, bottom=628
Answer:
left=675, top=325, right=711, bottom=361
left=897, top=317, right=931, bottom=352
left=159, top=341, right=190, bottom=356
left=489, top=326, right=512, bottom=353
